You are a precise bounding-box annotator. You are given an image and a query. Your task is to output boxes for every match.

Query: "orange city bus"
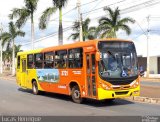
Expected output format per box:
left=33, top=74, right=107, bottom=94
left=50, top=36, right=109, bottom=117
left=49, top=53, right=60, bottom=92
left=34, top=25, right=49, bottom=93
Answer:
left=16, top=38, right=140, bottom=103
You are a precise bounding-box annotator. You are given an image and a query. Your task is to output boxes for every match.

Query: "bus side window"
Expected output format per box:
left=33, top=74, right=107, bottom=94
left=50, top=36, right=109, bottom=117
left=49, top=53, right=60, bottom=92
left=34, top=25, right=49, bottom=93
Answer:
left=68, top=48, right=83, bottom=68
left=44, top=52, right=54, bottom=68
left=27, top=54, right=34, bottom=69
left=55, top=50, right=67, bottom=69
left=34, top=53, right=43, bottom=69
left=17, top=56, right=20, bottom=69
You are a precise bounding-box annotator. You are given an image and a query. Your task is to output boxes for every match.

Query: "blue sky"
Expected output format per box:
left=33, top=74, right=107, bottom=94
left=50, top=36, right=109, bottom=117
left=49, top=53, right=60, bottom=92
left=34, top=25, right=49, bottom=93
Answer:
left=0, top=0, right=160, bottom=56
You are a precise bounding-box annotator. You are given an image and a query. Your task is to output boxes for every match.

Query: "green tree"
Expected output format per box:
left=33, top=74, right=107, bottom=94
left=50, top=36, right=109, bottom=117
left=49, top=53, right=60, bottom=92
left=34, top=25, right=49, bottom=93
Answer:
left=0, top=22, right=25, bottom=75
left=3, top=48, right=12, bottom=64
left=39, top=0, right=68, bottom=45
left=97, top=7, right=135, bottom=38
left=2, top=45, right=22, bottom=70
left=68, top=18, right=97, bottom=41
left=9, top=0, right=38, bottom=49
left=15, top=45, right=22, bottom=57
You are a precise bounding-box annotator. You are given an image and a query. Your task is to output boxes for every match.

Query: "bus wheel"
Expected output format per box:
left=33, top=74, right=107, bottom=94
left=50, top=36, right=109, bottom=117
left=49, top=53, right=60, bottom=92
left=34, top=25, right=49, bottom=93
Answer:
left=71, top=85, right=82, bottom=104
left=32, top=81, right=39, bottom=95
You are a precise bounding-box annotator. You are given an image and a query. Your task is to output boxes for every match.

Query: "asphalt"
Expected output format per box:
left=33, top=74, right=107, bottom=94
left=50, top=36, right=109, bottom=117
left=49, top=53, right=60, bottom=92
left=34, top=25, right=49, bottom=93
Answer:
left=0, top=79, right=160, bottom=116
left=0, top=73, right=160, bottom=98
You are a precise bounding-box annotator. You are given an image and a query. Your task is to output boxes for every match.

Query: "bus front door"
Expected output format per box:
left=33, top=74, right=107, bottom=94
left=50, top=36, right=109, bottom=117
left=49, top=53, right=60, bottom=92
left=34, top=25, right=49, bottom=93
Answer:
left=86, top=53, right=97, bottom=98
left=21, top=59, right=27, bottom=87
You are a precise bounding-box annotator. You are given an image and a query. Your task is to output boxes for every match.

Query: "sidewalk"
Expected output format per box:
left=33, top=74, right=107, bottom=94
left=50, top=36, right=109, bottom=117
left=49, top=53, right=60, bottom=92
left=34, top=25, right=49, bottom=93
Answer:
left=0, top=71, right=15, bottom=81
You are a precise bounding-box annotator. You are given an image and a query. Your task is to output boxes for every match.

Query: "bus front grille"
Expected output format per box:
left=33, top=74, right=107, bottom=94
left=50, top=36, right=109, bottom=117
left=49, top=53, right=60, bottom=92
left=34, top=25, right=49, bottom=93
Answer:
left=115, top=91, right=129, bottom=95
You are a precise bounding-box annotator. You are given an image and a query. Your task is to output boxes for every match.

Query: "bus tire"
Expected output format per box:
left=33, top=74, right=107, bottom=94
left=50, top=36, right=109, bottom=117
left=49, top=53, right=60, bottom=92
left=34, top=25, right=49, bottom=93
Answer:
left=71, top=85, right=83, bottom=104
left=32, top=81, right=39, bottom=95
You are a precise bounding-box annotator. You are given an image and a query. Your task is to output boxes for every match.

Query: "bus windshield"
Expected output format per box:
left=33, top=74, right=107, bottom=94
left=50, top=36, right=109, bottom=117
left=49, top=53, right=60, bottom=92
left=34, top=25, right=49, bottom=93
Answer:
left=98, top=41, right=138, bottom=81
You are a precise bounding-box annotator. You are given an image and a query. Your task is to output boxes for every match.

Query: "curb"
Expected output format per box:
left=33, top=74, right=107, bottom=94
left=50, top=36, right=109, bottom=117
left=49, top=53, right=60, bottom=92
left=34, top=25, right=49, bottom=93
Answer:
left=125, top=96, right=160, bottom=104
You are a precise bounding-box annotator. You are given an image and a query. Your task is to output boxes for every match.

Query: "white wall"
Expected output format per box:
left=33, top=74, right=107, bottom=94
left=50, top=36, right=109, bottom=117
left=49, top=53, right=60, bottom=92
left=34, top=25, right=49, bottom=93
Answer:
left=149, top=56, right=158, bottom=74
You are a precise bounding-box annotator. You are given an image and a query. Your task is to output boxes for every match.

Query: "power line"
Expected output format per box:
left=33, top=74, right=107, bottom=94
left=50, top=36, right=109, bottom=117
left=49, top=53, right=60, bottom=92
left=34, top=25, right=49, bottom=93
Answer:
left=87, top=0, right=160, bottom=21
left=80, top=0, right=99, bottom=7
left=84, top=0, right=104, bottom=18
left=135, top=20, right=148, bottom=36
left=82, top=0, right=128, bottom=15
left=82, top=0, right=160, bottom=18
left=20, top=26, right=72, bottom=46
left=50, top=0, right=99, bottom=22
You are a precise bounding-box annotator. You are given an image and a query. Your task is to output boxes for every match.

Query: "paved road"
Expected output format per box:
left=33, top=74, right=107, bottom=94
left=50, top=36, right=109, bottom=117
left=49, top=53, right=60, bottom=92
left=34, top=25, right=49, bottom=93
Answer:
left=0, top=79, right=160, bottom=116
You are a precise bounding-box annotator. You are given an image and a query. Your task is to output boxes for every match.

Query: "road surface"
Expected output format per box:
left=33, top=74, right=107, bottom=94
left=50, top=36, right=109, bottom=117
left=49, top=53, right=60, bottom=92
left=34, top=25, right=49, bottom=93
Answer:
left=140, top=81, right=160, bottom=98
left=0, top=79, right=160, bottom=116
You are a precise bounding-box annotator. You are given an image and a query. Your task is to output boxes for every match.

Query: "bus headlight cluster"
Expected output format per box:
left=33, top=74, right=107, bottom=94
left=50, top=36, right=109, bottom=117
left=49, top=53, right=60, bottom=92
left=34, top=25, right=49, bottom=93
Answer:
left=130, top=80, right=139, bottom=88
left=100, top=82, right=111, bottom=90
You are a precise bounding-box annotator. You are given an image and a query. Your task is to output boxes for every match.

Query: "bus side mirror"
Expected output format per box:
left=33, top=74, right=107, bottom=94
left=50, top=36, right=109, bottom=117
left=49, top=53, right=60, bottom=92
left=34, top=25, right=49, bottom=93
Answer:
left=96, top=52, right=100, bottom=61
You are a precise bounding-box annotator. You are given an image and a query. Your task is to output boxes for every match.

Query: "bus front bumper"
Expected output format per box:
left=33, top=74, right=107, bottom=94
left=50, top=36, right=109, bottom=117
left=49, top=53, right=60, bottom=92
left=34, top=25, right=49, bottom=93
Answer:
left=97, top=86, right=140, bottom=100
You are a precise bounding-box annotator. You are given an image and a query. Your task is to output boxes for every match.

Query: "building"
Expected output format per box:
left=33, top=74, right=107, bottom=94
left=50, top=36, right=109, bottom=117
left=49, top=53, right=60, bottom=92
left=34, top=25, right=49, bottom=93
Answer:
left=138, top=56, right=160, bottom=74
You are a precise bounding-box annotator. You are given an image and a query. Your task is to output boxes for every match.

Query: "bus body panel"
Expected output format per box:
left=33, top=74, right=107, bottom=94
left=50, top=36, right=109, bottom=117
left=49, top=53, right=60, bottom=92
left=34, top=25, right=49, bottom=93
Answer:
left=16, top=39, right=140, bottom=101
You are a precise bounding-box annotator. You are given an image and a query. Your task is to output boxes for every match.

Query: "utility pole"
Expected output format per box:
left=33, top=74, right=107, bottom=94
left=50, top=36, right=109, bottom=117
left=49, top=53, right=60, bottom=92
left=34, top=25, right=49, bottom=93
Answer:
left=77, top=0, right=83, bottom=42
left=0, top=23, right=3, bottom=74
left=146, top=16, right=150, bottom=78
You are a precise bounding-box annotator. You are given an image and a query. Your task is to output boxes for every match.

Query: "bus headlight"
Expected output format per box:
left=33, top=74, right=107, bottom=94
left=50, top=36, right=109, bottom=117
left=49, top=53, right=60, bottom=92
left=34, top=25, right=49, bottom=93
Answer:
left=130, top=80, right=139, bottom=88
left=100, top=82, right=111, bottom=90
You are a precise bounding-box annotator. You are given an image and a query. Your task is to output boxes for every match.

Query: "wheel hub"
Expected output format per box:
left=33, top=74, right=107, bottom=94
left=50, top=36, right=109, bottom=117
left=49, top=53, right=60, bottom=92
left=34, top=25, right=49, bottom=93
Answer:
left=74, top=90, right=80, bottom=99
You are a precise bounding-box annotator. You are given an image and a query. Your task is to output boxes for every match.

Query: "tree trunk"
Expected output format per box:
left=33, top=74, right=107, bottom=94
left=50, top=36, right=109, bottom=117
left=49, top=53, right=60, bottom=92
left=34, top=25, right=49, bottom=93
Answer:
left=58, top=7, right=63, bottom=45
left=12, top=40, right=15, bottom=76
left=31, top=14, right=35, bottom=49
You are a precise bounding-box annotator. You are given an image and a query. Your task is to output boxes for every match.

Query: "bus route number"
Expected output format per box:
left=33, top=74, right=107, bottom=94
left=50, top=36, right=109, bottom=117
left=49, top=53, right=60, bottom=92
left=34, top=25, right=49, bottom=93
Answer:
left=61, top=71, right=68, bottom=76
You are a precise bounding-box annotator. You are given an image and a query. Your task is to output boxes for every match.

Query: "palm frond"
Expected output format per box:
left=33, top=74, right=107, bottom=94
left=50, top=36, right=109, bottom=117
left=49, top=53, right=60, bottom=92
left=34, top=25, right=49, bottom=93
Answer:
left=39, top=7, right=57, bottom=29
left=52, top=0, right=68, bottom=8
left=16, top=31, right=25, bottom=37
left=17, top=8, right=30, bottom=28
left=68, top=33, right=79, bottom=40
left=118, top=18, right=135, bottom=25
left=0, top=32, right=12, bottom=47
left=104, top=7, right=114, bottom=20
left=8, top=22, right=16, bottom=36
left=9, top=8, right=23, bottom=19
left=72, top=21, right=79, bottom=31
left=24, top=0, right=39, bottom=12
left=119, top=25, right=131, bottom=35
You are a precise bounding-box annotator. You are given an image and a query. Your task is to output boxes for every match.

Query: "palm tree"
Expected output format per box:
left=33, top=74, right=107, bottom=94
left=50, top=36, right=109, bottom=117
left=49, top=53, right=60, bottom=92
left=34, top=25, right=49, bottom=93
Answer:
left=9, top=0, right=38, bottom=49
left=39, top=0, right=68, bottom=45
left=0, top=22, right=25, bottom=76
left=68, top=18, right=97, bottom=41
left=15, top=45, right=22, bottom=57
left=97, top=7, right=135, bottom=38
left=2, top=48, right=12, bottom=71
left=2, top=45, right=22, bottom=71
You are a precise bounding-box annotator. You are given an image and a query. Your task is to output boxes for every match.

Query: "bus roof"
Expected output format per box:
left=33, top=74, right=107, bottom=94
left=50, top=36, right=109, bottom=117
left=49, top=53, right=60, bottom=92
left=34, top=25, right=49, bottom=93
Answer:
left=17, top=38, right=133, bottom=55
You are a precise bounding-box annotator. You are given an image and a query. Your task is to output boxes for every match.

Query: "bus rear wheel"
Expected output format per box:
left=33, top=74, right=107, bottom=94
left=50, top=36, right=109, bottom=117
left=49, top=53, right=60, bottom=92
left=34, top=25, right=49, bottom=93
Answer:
left=32, top=81, right=39, bottom=95
left=71, top=85, right=83, bottom=104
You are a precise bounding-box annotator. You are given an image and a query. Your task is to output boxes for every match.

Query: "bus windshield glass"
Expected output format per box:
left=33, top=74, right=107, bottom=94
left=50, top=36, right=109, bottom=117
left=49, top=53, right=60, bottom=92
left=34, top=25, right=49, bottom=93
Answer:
left=98, top=41, right=138, bottom=80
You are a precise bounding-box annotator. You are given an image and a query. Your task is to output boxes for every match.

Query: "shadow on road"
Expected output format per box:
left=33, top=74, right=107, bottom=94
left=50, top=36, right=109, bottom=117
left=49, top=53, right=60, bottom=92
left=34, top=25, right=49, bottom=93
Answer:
left=18, top=88, right=135, bottom=107
left=82, top=99, right=134, bottom=107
